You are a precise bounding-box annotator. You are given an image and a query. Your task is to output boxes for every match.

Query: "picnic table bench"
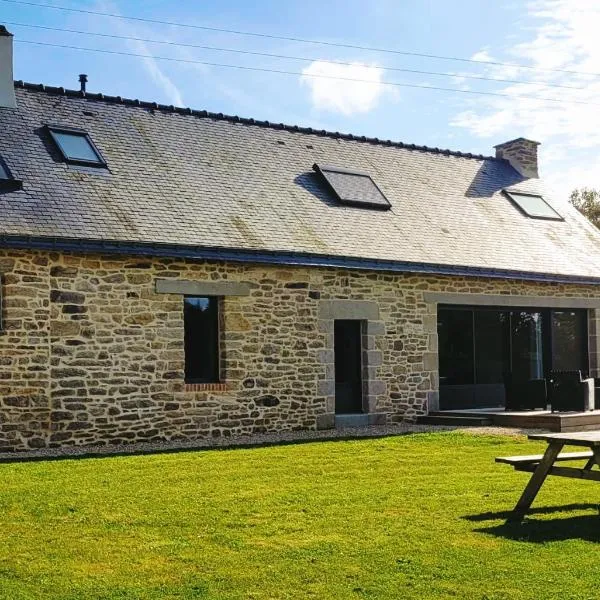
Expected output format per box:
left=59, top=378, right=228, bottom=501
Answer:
left=496, top=431, right=600, bottom=521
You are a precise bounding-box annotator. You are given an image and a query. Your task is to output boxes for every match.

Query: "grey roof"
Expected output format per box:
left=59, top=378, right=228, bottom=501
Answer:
left=2, top=82, right=600, bottom=283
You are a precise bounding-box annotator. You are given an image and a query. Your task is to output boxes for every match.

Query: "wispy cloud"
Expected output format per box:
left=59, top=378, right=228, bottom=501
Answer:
left=124, top=37, right=185, bottom=107
left=300, top=61, right=387, bottom=116
left=450, top=0, right=600, bottom=200
left=95, top=0, right=184, bottom=107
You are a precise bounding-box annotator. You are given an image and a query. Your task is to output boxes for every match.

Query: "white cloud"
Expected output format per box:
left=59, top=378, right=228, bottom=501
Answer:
left=300, top=61, right=386, bottom=116
left=450, top=0, right=600, bottom=200
left=471, top=49, right=494, bottom=63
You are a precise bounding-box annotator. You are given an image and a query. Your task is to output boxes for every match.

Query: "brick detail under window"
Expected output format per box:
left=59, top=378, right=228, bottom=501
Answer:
left=184, top=382, right=229, bottom=392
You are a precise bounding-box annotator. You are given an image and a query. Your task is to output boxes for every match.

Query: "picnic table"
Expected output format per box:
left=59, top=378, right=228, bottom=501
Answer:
left=496, top=431, right=600, bottom=521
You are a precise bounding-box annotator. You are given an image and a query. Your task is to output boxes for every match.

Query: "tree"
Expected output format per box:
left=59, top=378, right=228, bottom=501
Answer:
left=570, top=188, right=600, bottom=228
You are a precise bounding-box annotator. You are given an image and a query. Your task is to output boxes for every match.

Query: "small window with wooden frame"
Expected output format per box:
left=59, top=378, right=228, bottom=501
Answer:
left=184, top=296, right=221, bottom=383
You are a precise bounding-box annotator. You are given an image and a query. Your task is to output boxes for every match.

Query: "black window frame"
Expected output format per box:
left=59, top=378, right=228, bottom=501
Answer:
left=46, top=125, right=107, bottom=168
left=503, top=190, right=563, bottom=221
left=438, top=305, right=589, bottom=385
left=0, top=155, right=23, bottom=191
left=183, top=296, right=221, bottom=384
left=313, top=163, right=392, bottom=210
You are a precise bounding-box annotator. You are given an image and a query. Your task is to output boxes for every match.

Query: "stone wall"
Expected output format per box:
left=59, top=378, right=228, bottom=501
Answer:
left=1, top=248, right=600, bottom=451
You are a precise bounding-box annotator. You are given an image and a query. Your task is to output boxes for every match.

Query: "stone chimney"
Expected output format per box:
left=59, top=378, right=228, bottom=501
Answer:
left=0, top=26, right=16, bottom=109
left=494, top=137, right=540, bottom=179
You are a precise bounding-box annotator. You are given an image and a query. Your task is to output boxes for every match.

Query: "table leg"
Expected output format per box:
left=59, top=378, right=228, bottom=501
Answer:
left=586, top=448, right=600, bottom=470
left=508, top=442, right=564, bottom=522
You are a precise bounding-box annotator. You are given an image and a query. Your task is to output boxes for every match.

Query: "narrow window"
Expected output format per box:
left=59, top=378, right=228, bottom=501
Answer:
left=184, top=296, right=220, bottom=383
left=46, top=126, right=107, bottom=167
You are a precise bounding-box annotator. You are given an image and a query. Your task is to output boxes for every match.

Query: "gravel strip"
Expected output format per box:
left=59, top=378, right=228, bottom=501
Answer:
left=0, top=423, right=544, bottom=463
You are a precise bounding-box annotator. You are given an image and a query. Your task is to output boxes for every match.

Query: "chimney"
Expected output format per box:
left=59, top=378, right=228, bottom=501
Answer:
left=79, top=74, right=88, bottom=93
left=494, top=137, right=540, bottom=179
left=0, top=26, right=16, bottom=109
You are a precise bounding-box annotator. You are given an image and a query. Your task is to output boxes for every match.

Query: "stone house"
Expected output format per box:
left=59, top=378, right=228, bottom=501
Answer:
left=2, top=27, right=600, bottom=451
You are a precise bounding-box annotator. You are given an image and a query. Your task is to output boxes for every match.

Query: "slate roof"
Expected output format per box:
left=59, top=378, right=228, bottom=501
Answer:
left=2, top=81, right=600, bottom=283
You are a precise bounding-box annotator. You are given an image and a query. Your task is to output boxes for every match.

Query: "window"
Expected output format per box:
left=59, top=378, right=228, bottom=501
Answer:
left=46, top=126, right=107, bottom=167
left=0, top=155, right=22, bottom=191
left=504, top=191, right=562, bottom=220
left=438, top=309, right=474, bottom=385
left=313, top=163, right=391, bottom=210
left=552, top=310, right=587, bottom=371
left=438, top=306, right=588, bottom=410
left=184, top=296, right=220, bottom=383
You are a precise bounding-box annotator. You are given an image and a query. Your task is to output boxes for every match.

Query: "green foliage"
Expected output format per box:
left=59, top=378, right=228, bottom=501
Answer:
left=0, top=433, right=599, bottom=599
left=569, top=188, right=600, bottom=228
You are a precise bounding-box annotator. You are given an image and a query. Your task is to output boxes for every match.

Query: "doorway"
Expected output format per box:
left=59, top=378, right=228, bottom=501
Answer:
left=334, top=320, right=363, bottom=414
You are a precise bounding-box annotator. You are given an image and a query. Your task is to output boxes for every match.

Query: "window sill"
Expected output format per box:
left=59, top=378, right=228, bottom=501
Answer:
left=184, top=382, right=229, bottom=392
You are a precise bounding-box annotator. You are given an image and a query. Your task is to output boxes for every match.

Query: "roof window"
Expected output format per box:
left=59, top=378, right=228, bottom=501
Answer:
left=504, top=190, right=562, bottom=221
left=313, top=163, right=391, bottom=210
left=0, top=155, right=22, bottom=191
left=46, top=126, right=106, bottom=167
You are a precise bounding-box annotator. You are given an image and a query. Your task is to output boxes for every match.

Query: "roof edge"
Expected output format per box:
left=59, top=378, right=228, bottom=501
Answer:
left=1, top=235, right=599, bottom=285
left=14, top=80, right=498, bottom=161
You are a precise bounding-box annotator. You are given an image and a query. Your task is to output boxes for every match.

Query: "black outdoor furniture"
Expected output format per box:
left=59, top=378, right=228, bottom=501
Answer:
left=548, top=370, right=594, bottom=412
left=503, top=373, right=547, bottom=411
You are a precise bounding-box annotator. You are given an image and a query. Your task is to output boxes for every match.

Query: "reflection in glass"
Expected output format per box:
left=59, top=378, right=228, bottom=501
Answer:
left=184, top=296, right=219, bottom=383
left=511, top=311, right=544, bottom=380
left=552, top=311, right=585, bottom=371
left=53, top=131, right=102, bottom=163
left=474, top=310, right=510, bottom=384
left=438, top=310, right=474, bottom=385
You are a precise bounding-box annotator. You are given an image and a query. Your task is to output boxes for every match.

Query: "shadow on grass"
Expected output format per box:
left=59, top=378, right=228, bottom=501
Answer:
left=465, top=503, right=600, bottom=543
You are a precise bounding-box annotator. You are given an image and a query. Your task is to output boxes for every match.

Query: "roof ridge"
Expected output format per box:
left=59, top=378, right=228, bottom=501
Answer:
left=14, top=80, right=499, bottom=162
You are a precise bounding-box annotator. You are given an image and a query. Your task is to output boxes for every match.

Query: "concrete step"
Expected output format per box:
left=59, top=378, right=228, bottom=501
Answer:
left=416, top=415, right=493, bottom=427
left=335, top=414, right=370, bottom=428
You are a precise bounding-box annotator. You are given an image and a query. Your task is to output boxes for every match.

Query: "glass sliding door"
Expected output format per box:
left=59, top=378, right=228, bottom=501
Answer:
left=510, top=311, right=544, bottom=381
left=437, top=306, right=588, bottom=410
left=551, top=311, right=587, bottom=372
left=438, top=309, right=474, bottom=386
left=474, top=310, right=510, bottom=384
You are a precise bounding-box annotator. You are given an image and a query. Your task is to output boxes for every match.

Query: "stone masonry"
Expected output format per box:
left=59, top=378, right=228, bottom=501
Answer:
left=2, top=248, right=600, bottom=451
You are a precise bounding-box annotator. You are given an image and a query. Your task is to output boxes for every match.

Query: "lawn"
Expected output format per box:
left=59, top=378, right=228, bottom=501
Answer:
left=1, top=432, right=599, bottom=600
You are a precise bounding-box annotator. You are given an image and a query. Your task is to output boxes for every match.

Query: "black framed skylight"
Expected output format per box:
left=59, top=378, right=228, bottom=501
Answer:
left=46, top=125, right=107, bottom=167
left=313, top=163, right=391, bottom=210
left=0, top=155, right=22, bottom=191
left=504, top=190, right=563, bottom=221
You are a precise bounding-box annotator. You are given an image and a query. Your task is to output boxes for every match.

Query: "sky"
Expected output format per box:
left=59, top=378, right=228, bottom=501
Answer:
left=3, top=0, right=600, bottom=201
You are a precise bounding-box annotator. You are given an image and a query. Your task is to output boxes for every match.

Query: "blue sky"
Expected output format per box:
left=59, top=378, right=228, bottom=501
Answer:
left=3, top=0, right=600, bottom=199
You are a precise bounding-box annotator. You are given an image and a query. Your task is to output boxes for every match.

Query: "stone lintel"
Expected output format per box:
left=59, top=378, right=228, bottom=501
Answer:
left=424, top=292, right=600, bottom=309
left=318, top=300, right=379, bottom=321
left=156, top=279, right=250, bottom=296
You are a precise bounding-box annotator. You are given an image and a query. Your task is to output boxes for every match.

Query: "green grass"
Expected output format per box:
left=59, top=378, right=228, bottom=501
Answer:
left=0, top=432, right=599, bottom=600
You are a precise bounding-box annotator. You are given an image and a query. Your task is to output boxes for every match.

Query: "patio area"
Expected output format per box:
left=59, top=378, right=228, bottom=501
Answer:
left=423, top=407, right=600, bottom=431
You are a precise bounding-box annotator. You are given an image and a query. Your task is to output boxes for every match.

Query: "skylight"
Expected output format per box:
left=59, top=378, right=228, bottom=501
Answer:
left=0, top=155, right=22, bottom=191
left=504, top=191, right=562, bottom=221
left=313, top=164, right=391, bottom=210
left=47, top=126, right=106, bottom=167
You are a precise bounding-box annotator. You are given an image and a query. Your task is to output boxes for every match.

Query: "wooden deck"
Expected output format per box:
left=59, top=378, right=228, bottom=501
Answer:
left=430, top=408, right=600, bottom=432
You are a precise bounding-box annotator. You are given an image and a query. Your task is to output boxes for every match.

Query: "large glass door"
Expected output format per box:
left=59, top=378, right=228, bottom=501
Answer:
left=511, top=311, right=544, bottom=380
left=438, top=306, right=588, bottom=410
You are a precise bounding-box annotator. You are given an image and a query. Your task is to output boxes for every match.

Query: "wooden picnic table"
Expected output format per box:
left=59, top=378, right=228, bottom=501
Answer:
left=496, top=431, right=600, bottom=521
